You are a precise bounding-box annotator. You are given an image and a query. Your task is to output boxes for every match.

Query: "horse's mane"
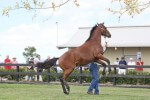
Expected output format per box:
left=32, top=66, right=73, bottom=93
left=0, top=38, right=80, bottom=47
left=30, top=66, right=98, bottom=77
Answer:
left=86, top=25, right=97, bottom=42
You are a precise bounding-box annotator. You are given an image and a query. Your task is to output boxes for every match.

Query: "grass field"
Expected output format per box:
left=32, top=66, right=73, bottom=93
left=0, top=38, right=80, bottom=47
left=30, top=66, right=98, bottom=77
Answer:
left=0, top=84, right=150, bottom=100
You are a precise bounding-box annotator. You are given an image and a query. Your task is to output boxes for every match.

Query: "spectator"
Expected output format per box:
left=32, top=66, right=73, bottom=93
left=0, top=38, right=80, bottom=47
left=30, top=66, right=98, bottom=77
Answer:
left=57, top=67, right=63, bottom=73
left=0, top=55, right=2, bottom=80
left=87, top=62, right=100, bottom=95
left=0, top=55, right=2, bottom=63
left=118, top=57, right=127, bottom=75
left=34, top=55, right=43, bottom=81
left=34, top=55, right=43, bottom=64
left=46, top=56, right=51, bottom=61
left=128, top=58, right=136, bottom=70
left=114, top=58, right=119, bottom=65
left=4, top=55, right=11, bottom=70
left=136, top=58, right=143, bottom=72
left=11, top=57, right=18, bottom=69
left=114, top=57, right=119, bottom=71
left=27, top=57, right=34, bottom=81
left=54, top=57, right=63, bottom=73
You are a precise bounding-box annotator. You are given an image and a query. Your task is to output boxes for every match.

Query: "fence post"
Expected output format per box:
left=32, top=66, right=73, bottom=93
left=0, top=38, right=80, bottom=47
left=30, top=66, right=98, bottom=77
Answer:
left=37, top=72, right=39, bottom=81
left=79, top=67, right=83, bottom=84
left=47, top=68, right=50, bottom=83
left=16, top=66, right=19, bottom=82
left=37, top=68, right=40, bottom=81
left=113, top=67, right=117, bottom=86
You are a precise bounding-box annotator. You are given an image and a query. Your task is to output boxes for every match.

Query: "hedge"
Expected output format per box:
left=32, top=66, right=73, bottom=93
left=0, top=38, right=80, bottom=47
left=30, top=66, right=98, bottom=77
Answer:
left=0, top=68, right=150, bottom=85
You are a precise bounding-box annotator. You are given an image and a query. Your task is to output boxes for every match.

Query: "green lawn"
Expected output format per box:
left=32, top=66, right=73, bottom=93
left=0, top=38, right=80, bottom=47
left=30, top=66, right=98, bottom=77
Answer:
left=0, top=84, right=150, bottom=100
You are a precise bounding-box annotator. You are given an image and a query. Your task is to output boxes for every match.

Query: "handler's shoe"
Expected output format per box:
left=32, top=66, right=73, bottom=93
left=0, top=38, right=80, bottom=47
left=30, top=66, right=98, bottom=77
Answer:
left=87, top=91, right=93, bottom=95
left=94, top=92, right=99, bottom=95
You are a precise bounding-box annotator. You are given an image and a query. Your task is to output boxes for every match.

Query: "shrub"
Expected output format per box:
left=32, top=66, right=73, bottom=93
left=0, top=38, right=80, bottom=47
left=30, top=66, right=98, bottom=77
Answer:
left=1, top=67, right=150, bottom=85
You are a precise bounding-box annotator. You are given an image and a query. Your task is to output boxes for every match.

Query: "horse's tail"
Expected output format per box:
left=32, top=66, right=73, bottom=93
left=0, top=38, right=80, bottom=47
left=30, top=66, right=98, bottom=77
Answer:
left=35, top=57, right=59, bottom=69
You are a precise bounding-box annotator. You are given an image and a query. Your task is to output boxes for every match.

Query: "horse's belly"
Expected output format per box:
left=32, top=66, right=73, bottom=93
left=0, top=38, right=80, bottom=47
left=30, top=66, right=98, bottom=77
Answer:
left=75, top=57, right=94, bottom=66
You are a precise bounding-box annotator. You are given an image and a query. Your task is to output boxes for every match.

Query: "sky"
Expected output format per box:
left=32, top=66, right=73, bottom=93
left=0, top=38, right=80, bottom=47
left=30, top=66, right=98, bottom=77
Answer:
left=0, top=0, right=150, bottom=63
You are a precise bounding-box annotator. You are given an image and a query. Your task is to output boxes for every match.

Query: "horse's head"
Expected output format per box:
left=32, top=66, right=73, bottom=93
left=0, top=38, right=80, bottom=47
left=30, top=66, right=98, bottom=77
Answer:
left=97, top=23, right=111, bottom=38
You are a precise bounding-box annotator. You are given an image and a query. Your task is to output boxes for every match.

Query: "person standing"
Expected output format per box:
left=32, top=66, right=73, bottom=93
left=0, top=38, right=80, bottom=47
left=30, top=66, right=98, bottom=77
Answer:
left=11, top=57, right=18, bottom=69
left=87, top=62, right=100, bottom=95
left=34, top=55, right=43, bottom=81
left=0, top=55, right=2, bottom=63
left=118, top=57, right=127, bottom=75
left=114, top=58, right=119, bottom=65
left=4, top=55, right=11, bottom=70
left=46, top=56, right=51, bottom=61
left=27, top=57, right=34, bottom=81
left=114, top=57, right=119, bottom=71
left=128, top=58, right=136, bottom=70
left=136, top=58, right=143, bottom=72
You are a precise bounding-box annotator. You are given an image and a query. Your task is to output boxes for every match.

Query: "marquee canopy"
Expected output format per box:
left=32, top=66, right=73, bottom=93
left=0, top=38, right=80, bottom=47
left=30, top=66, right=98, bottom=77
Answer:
left=58, top=25, right=150, bottom=49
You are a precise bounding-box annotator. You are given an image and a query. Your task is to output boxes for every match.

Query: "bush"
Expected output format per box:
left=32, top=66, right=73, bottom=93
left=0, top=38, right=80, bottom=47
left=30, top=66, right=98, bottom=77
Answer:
left=0, top=67, right=26, bottom=80
left=1, top=67, right=150, bottom=85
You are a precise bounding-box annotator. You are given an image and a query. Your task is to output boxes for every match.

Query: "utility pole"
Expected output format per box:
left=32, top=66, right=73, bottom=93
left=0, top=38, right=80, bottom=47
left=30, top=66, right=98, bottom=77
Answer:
left=56, top=22, right=58, bottom=46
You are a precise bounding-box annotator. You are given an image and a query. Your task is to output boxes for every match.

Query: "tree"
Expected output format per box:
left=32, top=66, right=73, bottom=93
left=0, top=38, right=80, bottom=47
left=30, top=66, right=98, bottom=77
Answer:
left=23, top=46, right=39, bottom=63
left=2, top=0, right=150, bottom=19
left=108, top=0, right=150, bottom=20
left=2, top=0, right=79, bottom=16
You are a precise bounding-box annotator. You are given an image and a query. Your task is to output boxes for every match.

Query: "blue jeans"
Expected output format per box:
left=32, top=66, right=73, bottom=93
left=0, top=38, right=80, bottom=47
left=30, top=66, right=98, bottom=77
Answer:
left=88, top=63, right=99, bottom=94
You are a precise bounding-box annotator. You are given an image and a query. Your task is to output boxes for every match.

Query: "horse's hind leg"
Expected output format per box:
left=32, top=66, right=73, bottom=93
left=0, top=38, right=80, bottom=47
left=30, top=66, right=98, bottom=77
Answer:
left=60, top=77, right=70, bottom=94
left=60, top=68, right=74, bottom=94
left=60, top=77, right=68, bottom=94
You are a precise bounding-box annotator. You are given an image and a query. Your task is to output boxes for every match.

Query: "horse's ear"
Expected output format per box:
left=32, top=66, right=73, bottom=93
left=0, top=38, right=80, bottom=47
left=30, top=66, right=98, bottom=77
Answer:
left=102, top=22, right=104, bottom=25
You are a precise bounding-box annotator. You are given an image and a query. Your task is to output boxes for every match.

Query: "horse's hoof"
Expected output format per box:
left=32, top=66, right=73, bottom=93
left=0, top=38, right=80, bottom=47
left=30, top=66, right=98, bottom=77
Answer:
left=67, top=87, right=70, bottom=92
left=64, top=91, right=69, bottom=95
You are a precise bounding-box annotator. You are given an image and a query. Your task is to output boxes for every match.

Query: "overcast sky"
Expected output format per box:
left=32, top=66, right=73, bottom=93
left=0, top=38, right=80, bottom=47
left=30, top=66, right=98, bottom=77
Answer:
left=0, top=0, right=150, bottom=63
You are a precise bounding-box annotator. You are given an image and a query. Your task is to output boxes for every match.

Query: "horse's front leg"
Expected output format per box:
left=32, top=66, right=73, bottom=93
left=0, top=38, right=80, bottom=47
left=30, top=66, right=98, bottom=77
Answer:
left=97, top=54, right=111, bottom=73
left=96, top=60, right=107, bottom=75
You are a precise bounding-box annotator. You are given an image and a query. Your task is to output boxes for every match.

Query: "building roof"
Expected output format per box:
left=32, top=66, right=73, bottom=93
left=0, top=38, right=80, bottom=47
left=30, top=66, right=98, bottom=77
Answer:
left=58, top=25, right=150, bottom=49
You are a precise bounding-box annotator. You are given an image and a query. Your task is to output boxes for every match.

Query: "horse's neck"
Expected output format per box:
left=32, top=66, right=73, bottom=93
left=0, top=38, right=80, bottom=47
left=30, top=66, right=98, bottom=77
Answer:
left=90, top=29, right=102, bottom=43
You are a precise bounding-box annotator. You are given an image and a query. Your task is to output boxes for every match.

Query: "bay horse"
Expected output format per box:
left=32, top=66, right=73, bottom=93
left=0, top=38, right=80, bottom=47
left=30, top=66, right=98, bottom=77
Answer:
left=35, top=23, right=111, bottom=94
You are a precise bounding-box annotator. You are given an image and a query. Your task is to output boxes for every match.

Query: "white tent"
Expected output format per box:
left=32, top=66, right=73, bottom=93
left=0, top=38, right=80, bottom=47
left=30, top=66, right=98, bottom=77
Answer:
left=58, top=25, right=150, bottom=49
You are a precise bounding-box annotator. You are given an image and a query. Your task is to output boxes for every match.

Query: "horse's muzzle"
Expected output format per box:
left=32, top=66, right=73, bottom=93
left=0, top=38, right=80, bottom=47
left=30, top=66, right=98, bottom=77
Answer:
left=108, top=34, right=111, bottom=38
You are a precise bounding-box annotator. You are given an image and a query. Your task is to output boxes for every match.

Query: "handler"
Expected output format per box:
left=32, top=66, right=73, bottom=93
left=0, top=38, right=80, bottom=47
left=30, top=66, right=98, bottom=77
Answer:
left=87, top=62, right=100, bottom=95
